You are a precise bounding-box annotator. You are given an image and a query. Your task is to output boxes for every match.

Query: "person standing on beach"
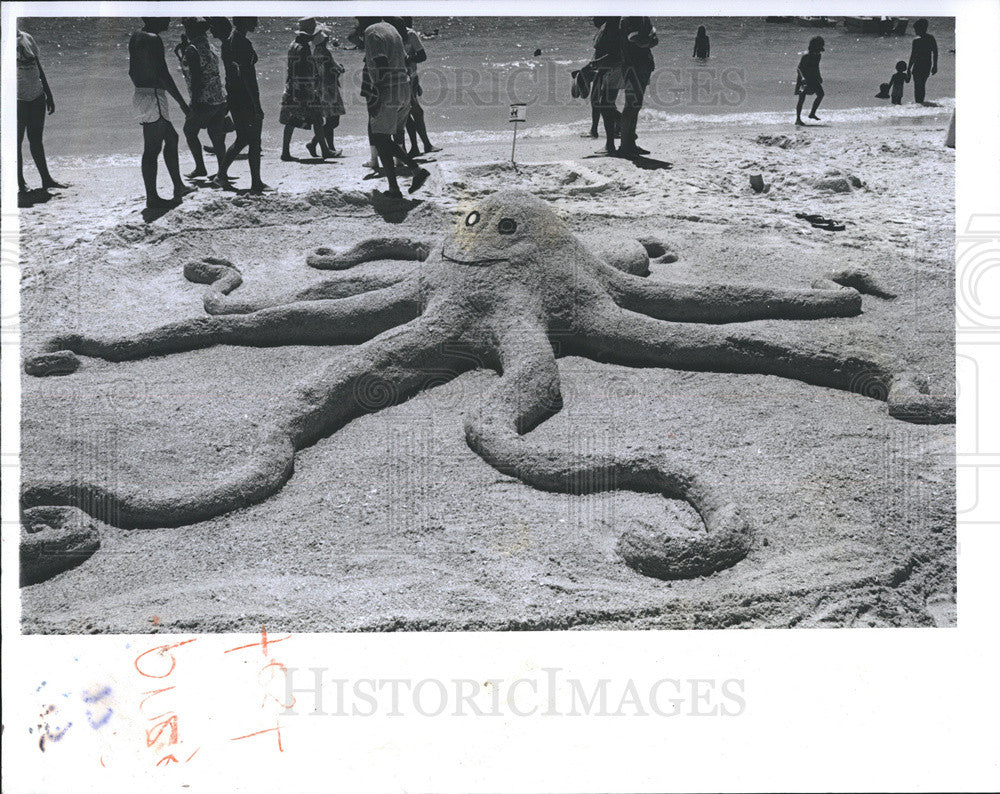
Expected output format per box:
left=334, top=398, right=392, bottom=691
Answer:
left=618, top=16, right=657, bottom=158
left=280, top=18, right=331, bottom=161
left=16, top=28, right=66, bottom=195
left=129, top=18, right=192, bottom=210
left=401, top=16, right=441, bottom=157
left=218, top=17, right=267, bottom=193
left=308, top=25, right=346, bottom=158
left=888, top=60, right=910, bottom=105
left=361, top=18, right=430, bottom=197
left=693, top=26, right=710, bottom=61
left=590, top=17, right=623, bottom=154
left=177, top=18, right=228, bottom=180
left=794, top=36, right=825, bottom=126
left=907, top=19, right=938, bottom=105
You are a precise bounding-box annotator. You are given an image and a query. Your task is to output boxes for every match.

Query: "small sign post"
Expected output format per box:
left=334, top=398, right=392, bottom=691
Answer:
left=509, top=103, right=527, bottom=164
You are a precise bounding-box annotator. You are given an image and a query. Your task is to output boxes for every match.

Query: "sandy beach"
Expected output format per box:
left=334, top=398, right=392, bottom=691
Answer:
left=18, top=105, right=956, bottom=633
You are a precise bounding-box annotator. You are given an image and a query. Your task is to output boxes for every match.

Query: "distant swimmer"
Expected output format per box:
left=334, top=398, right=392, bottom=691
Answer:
left=129, top=18, right=192, bottom=209
left=693, top=26, right=710, bottom=61
left=794, top=36, right=824, bottom=126
left=16, top=28, right=66, bottom=195
left=907, top=19, right=938, bottom=105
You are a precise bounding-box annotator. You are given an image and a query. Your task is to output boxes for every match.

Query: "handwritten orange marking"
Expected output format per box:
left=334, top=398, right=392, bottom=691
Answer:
left=100, top=757, right=105, bottom=768
left=139, top=686, right=176, bottom=714
left=134, top=639, right=197, bottom=679
left=224, top=626, right=290, bottom=657
left=231, top=723, right=283, bottom=752
left=186, top=747, right=200, bottom=763
left=145, top=715, right=179, bottom=748
left=156, top=754, right=179, bottom=766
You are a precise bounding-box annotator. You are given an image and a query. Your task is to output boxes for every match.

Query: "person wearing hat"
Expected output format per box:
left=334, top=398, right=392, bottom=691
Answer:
left=307, top=24, right=346, bottom=158
left=177, top=17, right=228, bottom=179
left=128, top=17, right=192, bottom=209
left=280, top=17, right=331, bottom=160
left=794, top=35, right=825, bottom=125
left=217, top=17, right=268, bottom=192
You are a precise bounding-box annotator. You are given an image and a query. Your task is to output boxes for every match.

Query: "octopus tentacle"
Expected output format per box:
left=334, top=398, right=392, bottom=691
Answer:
left=597, top=261, right=863, bottom=323
left=307, top=237, right=432, bottom=270
left=21, top=313, right=474, bottom=529
left=811, top=269, right=897, bottom=300
left=571, top=303, right=954, bottom=424
left=463, top=321, right=752, bottom=580
left=25, top=281, right=423, bottom=371
left=186, top=257, right=417, bottom=315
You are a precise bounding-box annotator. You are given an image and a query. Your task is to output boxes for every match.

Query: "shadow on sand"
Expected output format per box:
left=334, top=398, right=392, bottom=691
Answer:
left=18, top=188, right=53, bottom=208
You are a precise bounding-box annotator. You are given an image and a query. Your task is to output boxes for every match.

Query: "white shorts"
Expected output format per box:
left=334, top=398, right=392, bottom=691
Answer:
left=133, top=87, right=170, bottom=124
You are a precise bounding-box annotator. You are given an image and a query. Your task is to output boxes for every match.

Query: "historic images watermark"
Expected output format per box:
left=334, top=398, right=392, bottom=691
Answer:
left=283, top=667, right=746, bottom=718
left=339, top=64, right=747, bottom=113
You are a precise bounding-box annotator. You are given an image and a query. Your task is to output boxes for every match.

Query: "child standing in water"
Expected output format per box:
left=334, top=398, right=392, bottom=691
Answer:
left=794, top=36, right=824, bottom=125
left=693, top=26, right=710, bottom=61
left=889, top=60, right=910, bottom=105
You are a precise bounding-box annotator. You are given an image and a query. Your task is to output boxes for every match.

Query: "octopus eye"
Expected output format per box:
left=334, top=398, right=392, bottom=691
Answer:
left=465, top=211, right=480, bottom=227
left=497, top=218, right=518, bottom=235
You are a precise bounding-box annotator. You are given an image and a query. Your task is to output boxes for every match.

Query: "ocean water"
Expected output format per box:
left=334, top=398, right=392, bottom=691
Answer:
left=17, top=16, right=955, bottom=163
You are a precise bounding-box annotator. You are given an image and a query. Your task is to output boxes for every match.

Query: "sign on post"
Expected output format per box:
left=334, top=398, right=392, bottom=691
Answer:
left=509, top=103, right=527, bottom=164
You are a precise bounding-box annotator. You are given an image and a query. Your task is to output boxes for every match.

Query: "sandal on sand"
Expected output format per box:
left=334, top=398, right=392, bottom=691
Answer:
left=795, top=212, right=846, bottom=232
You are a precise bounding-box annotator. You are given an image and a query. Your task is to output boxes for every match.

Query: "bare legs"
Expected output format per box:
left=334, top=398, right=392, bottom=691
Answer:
left=17, top=95, right=61, bottom=192
left=371, top=132, right=429, bottom=197
left=795, top=85, right=824, bottom=125
left=219, top=112, right=265, bottom=192
left=141, top=119, right=189, bottom=208
left=184, top=111, right=227, bottom=177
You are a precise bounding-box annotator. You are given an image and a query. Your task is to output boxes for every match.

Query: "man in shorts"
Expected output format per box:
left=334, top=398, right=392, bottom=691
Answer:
left=177, top=17, right=228, bottom=179
left=362, top=18, right=430, bottom=198
left=129, top=17, right=192, bottom=209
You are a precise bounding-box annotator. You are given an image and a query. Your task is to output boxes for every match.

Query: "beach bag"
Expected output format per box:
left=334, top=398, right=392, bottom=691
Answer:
left=570, top=69, right=591, bottom=99
left=875, top=82, right=891, bottom=99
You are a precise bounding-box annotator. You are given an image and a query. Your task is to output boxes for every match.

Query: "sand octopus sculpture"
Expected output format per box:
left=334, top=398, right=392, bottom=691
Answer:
left=22, top=189, right=954, bottom=583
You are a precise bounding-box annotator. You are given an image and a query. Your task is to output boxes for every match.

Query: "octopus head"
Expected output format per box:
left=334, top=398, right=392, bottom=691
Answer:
left=442, top=190, right=572, bottom=266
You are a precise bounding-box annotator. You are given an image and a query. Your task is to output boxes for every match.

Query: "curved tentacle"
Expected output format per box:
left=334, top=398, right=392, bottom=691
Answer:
left=307, top=237, right=432, bottom=270
left=597, top=261, right=863, bottom=323
left=24, top=281, right=424, bottom=371
left=812, top=269, right=897, bottom=300
left=570, top=302, right=954, bottom=424
left=21, top=312, right=476, bottom=529
left=186, top=256, right=417, bottom=315
left=463, top=321, right=751, bottom=580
